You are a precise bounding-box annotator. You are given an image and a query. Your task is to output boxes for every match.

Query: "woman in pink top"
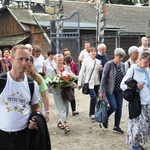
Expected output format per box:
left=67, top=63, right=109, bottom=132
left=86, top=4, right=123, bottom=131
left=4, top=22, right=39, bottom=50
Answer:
left=3, top=48, right=12, bottom=71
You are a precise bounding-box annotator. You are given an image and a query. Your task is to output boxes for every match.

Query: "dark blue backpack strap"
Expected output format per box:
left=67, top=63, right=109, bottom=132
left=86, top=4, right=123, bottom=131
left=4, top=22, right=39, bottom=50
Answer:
left=0, top=73, right=34, bottom=104
left=0, top=73, right=7, bottom=94
left=128, top=61, right=131, bottom=68
left=27, top=76, right=34, bottom=104
left=132, top=68, right=134, bottom=78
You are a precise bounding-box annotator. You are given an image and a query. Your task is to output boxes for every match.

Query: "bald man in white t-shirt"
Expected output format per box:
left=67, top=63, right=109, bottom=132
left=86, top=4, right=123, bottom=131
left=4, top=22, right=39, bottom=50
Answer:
left=78, top=41, right=90, bottom=62
left=138, top=37, right=149, bottom=54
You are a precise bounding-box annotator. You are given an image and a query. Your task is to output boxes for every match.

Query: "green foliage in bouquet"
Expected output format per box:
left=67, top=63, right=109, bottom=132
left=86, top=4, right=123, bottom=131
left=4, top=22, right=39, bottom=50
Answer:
left=45, top=71, right=78, bottom=89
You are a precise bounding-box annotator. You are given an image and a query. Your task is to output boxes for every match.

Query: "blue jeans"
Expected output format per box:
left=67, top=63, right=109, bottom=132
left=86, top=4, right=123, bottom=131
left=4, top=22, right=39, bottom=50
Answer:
left=106, top=91, right=123, bottom=128
left=89, top=85, right=100, bottom=116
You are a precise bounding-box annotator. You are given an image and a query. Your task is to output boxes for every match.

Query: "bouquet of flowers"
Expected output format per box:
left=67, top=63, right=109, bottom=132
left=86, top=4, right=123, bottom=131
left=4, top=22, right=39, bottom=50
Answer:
left=45, top=71, right=78, bottom=89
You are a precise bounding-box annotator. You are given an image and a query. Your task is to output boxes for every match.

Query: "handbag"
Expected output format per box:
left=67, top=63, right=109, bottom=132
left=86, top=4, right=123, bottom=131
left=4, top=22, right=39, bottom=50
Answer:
left=82, top=61, right=96, bottom=95
left=82, top=83, right=89, bottom=94
left=95, top=99, right=108, bottom=123
left=61, top=85, right=75, bottom=101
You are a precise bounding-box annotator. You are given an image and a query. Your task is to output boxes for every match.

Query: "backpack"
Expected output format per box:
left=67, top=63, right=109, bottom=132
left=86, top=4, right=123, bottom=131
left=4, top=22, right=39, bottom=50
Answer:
left=0, top=73, right=34, bottom=103
left=127, top=61, right=131, bottom=68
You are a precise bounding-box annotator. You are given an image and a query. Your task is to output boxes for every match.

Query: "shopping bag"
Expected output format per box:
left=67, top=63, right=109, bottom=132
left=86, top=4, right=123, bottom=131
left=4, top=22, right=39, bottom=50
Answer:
left=95, top=99, right=108, bottom=123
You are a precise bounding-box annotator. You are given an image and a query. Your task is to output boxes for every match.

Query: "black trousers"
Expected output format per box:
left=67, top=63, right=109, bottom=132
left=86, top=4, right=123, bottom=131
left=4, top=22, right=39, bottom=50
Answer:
left=70, top=100, right=76, bottom=112
left=70, top=88, right=76, bottom=112
left=0, top=128, right=27, bottom=150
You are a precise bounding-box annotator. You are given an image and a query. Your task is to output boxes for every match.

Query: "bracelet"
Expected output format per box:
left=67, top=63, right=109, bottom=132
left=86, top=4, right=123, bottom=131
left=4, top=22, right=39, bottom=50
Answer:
left=45, top=110, right=50, bottom=113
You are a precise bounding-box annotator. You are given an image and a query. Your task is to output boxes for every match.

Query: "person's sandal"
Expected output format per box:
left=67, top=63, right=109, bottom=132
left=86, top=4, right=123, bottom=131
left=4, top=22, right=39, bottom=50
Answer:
left=57, top=122, right=64, bottom=130
left=64, top=126, right=70, bottom=134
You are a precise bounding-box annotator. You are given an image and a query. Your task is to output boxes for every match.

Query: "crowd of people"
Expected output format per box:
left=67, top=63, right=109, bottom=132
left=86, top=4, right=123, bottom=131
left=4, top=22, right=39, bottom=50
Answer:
left=0, top=36, right=150, bottom=150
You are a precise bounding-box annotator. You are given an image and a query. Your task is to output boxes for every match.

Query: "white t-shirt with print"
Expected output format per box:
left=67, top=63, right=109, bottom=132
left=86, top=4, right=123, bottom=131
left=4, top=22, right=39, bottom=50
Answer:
left=0, top=72, right=40, bottom=132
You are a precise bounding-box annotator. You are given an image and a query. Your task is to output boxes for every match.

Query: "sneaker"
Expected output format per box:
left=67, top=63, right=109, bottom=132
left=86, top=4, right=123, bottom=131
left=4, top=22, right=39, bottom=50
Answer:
left=72, top=111, right=79, bottom=116
left=113, top=127, right=124, bottom=134
left=90, top=117, right=95, bottom=122
left=99, top=124, right=102, bottom=128
left=132, top=145, right=144, bottom=150
left=139, top=145, right=145, bottom=150
left=102, top=121, right=108, bottom=128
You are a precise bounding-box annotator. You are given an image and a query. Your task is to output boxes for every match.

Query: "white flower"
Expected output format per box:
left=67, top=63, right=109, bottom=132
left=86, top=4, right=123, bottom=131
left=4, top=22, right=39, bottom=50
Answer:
left=62, top=71, right=68, bottom=76
left=62, top=71, right=75, bottom=77
left=45, top=77, right=51, bottom=84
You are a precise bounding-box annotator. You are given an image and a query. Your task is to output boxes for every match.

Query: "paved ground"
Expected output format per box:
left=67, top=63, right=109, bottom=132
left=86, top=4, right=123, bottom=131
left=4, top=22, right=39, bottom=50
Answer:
left=47, top=89, right=150, bottom=150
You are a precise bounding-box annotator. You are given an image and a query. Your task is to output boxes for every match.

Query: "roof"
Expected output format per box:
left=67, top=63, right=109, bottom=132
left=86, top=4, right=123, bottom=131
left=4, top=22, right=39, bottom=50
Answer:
left=62, top=1, right=97, bottom=23
left=0, top=2, right=96, bottom=29
left=9, top=8, right=53, bottom=30
left=0, top=6, right=54, bottom=31
left=105, top=4, right=150, bottom=33
left=10, top=9, right=53, bottom=22
left=22, top=21, right=96, bottom=30
left=49, top=1, right=150, bottom=33
left=51, top=2, right=150, bottom=33
left=0, top=2, right=150, bottom=33
left=0, top=36, right=29, bottom=46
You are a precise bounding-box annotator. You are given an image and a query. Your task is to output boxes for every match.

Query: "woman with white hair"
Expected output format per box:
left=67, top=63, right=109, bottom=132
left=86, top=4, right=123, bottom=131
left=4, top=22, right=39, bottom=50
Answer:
left=25, top=44, right=33, bottom=55
left=46, top=54, right=73, bottom=133
left=124, top=46, right=139, bottom=72
left=99, top=48, right=126, bottom=133
left=121, top=51, right=150, bottom=150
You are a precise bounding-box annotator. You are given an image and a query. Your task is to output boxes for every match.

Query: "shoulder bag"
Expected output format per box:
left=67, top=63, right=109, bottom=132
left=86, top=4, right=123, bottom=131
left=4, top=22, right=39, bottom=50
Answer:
left=49, top=60, right=57, bottom=74
left=82, top=61, right=96, bottom=95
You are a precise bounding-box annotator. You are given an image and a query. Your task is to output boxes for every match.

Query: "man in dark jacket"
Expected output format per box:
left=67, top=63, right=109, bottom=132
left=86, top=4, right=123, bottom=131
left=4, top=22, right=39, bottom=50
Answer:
left=95, top=43, right=109, bottom=80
